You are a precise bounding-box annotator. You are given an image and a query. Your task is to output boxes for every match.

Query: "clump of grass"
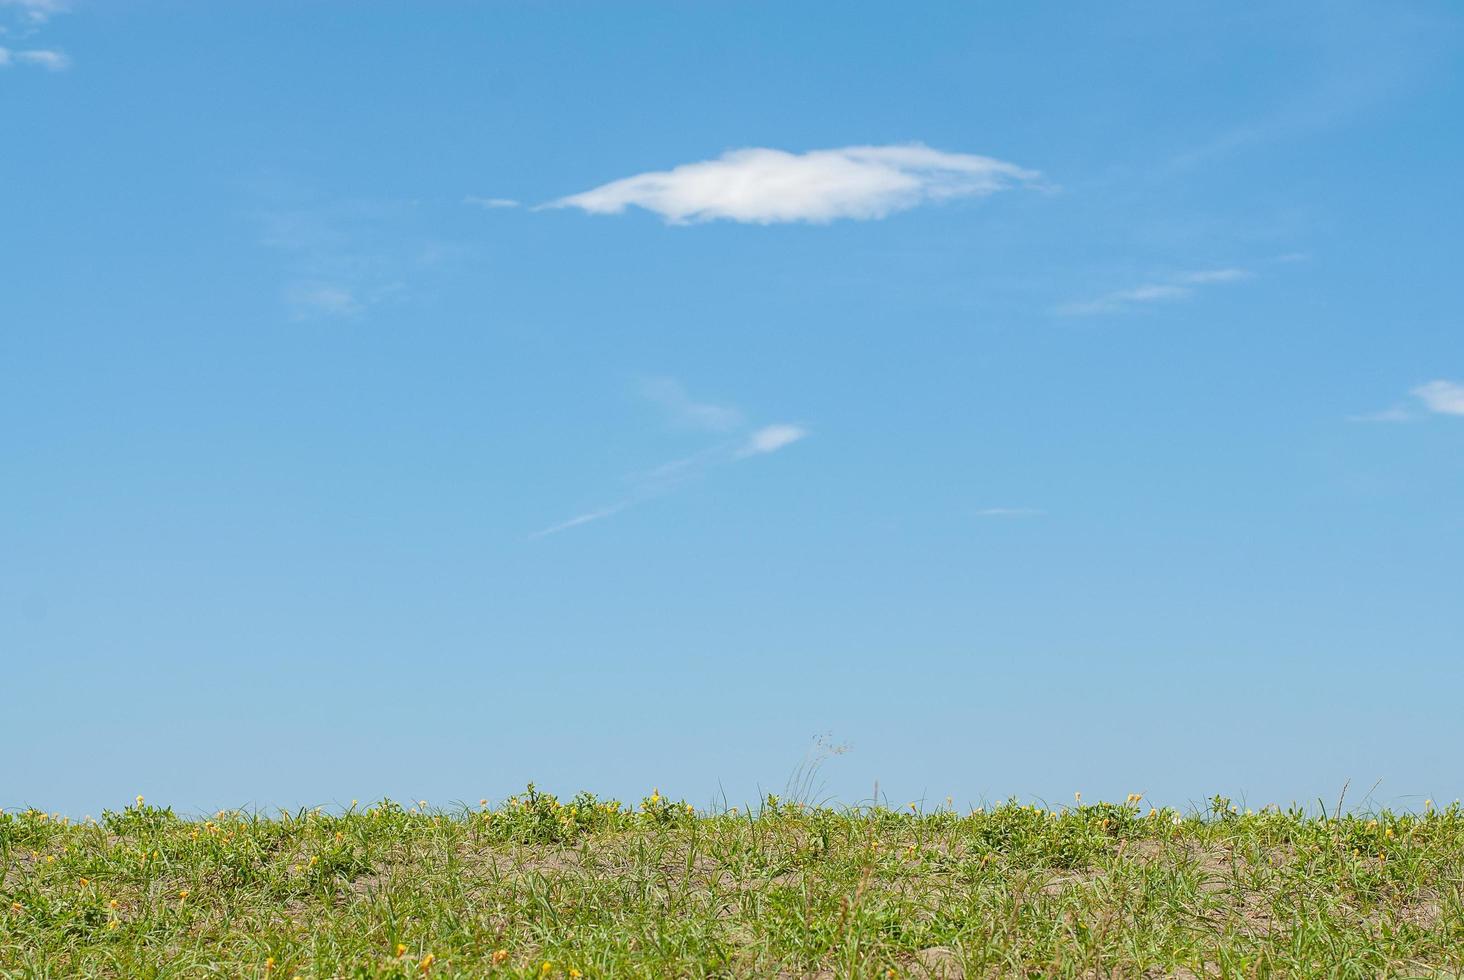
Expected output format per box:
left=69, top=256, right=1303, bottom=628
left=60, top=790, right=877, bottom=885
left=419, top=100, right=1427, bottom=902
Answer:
left=4, top=789, right=1463, bottom=977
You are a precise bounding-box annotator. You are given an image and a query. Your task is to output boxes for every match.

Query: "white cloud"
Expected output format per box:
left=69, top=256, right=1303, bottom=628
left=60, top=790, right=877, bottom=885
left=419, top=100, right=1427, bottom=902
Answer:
left=12, top=46, right=66, bottom=69
left=528, top=504, right=629, bottom=539
left=1175, top=268, right=1251, bottom=284
left=975, top=507, right=1044, bottom=518
left=740, top=424, right=808, bottom=456
left=548, top=144, right=1040, bottom=225
left=1, top=0, right=67, bottom=24
left=463, top=196, right=520, bottom=209
left=1413, top=380, right=1464, bottom=416
left=641, top=377, right=743, bottom=433
left=285, top=283, right=364, bottom=318
left=1349, top=380, right=1464, bottom=423
left=532, top=414, right=808, bottom=538
left=1056, top=269, right=1250, bottom=316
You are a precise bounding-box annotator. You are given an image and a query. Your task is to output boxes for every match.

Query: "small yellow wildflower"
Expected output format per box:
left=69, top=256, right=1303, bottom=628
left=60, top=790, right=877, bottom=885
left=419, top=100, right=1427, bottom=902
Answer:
left=79, top=877, right=89, bottom=887
left=541, top=961, right=553, bottom=976
left=108, top=919, right=120, bottom=930
left=135, top=795, right=144, bottom=806
left=397, top=943, right=408, bottom=956
left=109, top=899, right=118, bottom=909
left=570, top=971, right=582, bottom=979
left=492, top=949, right=509, bottom=965
left=12, top=902, right=23, bottom=912
left=265, top=957, right=275, bottom=972
left=419, top=952, right=435, bottom=973
left=178, top=889, right=189, bottom=900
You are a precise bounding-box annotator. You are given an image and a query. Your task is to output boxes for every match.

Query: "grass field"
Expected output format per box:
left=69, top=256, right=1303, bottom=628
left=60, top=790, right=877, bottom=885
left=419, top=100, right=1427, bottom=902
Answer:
left=4, top=787, right=1462, bottom=978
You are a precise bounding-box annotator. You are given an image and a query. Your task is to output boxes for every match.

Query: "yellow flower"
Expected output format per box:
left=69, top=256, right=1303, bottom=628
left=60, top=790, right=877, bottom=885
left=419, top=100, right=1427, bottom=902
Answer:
left=570, top=971, right=582, bottom=979
left=12, top=901, right=23, bottom=912
left=419, top=953, right=436, bottom=973
left=396, top=943, right=408, bottom=957
left=265, top=957, right=275, bottom=972
left=541, top=962, right=553, bottom=976
left=492, top=949, right=509, bottom=965
left=79, top=877, right=89, bottom=887
left=109, top=899, right=118, bottom=909
left=108, top=919, right=120, bottom=930
left=135, top=795, right=144, bottom=806
left=178, top=889, right=189, bottom=900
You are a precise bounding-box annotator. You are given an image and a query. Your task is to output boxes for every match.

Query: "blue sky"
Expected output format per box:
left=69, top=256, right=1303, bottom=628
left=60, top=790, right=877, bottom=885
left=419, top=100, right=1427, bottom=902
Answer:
left=4, top=1, right=1463, bottom=816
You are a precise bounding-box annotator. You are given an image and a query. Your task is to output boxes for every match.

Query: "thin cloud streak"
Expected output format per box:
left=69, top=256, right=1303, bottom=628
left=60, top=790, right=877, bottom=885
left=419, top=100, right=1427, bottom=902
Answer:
left=463, top=196, right=520, bottom=209
left=0, top=45, right=67, bottom=69
left=547, top=144, right=1040, bottom=225
left=531, top=411, right=809, bottom=539
left=976, top=507, right=1045, bottom=518
left=1056, top=268, right=1251, bottom=316
left=528, top=504, right=630, bottom=539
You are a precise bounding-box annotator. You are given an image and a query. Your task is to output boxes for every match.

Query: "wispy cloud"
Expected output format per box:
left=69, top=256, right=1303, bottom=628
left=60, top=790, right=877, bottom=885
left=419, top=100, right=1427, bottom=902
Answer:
left=0, top=44, right=65, bottom=69
left=1056, top=268, right=1251, bottom=316
left=641, top=377, right=744, bottom=433
left=975, top=507, right=1044, bottom=518
left=463, top=196, right=520, bottom=210
left=283, top=283, right=366, bottom=318
left=1412, top=380, right=1464, bottom=416
left=1349, top=380, right=1464, bottom=423
left=739, top=424, right=808, bottom=456
left=532, top=383, right=808, bottom=538
left=0, top=0, right=69, bottom=68
left=0, top=0, right=66, bottom=24
left=254, top=195, right=448, bottom=320
left=528, top=504, right=631, bottom=539
left=547, top=144, right=1041, bottom=225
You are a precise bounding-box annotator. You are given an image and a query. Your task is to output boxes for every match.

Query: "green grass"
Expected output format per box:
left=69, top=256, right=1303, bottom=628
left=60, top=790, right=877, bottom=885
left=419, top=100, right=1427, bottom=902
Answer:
left=4, top=787, right=1463, bottom=978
